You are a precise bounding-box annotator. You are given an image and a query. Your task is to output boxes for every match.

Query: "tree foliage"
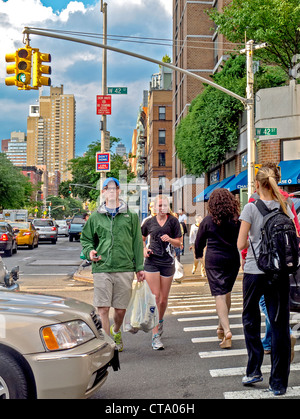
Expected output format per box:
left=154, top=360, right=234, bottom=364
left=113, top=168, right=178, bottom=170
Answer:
left=175, top=55, right=288, bottom=176
left=67, top=137, right=135, bottom=202
left=207, top=0, right=300, bottom=76
left=0, top=153, right=33, bottom=209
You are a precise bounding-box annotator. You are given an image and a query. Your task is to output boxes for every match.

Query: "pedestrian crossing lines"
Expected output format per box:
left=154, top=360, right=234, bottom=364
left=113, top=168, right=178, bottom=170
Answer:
left=169, top=291, right=300, bottom=399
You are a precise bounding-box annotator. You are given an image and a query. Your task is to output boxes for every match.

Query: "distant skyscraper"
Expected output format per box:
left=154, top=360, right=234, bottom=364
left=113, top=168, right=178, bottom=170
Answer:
left=6, top=131, right=27, bottom=166
left=27, top=85, right=76, bottom=186
left=115, top=142, right=127, bottom=157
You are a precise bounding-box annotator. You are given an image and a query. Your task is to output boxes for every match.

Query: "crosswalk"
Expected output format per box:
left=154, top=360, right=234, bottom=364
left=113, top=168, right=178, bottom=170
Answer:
left=168, top=291, right=300, bottom=399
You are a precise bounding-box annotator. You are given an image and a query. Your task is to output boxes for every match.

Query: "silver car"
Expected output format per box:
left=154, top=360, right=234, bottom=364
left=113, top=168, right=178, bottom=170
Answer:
left=32, top=218, right=58, bottom=244
left=55, top=220, right=69, bottom=237
left=0, top=257, right=119, bottom=399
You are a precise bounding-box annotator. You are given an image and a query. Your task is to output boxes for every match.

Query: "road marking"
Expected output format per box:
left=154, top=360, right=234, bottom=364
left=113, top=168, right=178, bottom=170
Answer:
left=178, top=314, right=243, bottom=322
left=192, top=334, right=245, bottom=343
left=224, top=386, right=300, bottom=399
left=210, top=362, right=300, bottom=378
left=172, top=307, right=243, bottom=315
left=199, top=345, right=300, bottom=359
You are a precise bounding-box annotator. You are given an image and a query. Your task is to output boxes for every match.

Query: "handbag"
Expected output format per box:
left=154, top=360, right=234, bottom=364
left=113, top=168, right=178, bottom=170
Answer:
left=123, top=281, right=158, bottom=333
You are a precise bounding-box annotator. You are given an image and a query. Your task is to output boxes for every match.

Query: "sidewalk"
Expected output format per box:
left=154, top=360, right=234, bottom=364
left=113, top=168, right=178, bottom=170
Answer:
left=73, top=237, right=243, bottom=283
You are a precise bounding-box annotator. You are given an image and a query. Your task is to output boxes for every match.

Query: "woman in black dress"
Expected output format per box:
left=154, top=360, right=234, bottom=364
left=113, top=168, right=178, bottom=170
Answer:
left=195, top=188, right=240, bottom=349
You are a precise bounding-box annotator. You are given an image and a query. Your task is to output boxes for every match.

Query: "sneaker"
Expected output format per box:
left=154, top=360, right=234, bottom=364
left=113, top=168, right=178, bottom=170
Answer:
left=242, top=375, right=263, bottom=386
left=110, top=324, right=123, bottom=352
left=152, top=333, right=164, bottom=350
left=268, top=386, right=286, bottom=396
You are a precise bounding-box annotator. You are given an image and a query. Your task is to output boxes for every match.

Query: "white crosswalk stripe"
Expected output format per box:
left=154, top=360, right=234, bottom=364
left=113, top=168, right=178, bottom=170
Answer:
left=168, top=290, right=300, bottom=399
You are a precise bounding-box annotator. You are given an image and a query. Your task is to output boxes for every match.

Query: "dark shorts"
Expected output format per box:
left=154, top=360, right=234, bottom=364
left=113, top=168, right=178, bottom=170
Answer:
left=206, top=266, right=239, bottom=296
left=144, top=258, right=175, bottom=278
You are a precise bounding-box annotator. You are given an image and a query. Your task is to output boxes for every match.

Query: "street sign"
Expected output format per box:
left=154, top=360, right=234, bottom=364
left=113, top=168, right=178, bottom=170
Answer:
left=108, top=87, right=127, bottom=94
left=96, top=152, right=111, bottom=172
left=96, top=95, right=111, bottom=115
left=255, top=128, right=277, bottom=136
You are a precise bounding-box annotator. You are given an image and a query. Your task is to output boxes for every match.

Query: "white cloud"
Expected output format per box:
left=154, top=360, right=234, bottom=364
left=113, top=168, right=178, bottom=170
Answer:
left=0, top=0, right=172, bottom=155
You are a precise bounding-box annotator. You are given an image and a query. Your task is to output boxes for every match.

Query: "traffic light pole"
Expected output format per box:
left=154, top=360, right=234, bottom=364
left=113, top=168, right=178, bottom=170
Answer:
left=22, top=27, right=265, bottom=199
left=100, top=1, right=107, bottom=192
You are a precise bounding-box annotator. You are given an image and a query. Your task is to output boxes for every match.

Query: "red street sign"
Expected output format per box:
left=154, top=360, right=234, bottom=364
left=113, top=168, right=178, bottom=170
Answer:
left=96, top=95, right=111, bottom=115
left=96, top=152, right=111, bottom=172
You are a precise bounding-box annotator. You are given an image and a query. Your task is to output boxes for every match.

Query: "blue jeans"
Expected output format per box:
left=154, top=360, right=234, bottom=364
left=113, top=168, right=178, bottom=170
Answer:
left=259, top=296, right=272, bottom=351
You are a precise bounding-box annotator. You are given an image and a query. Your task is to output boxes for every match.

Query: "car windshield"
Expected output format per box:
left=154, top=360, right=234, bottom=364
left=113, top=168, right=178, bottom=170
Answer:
left=10, top=222, right=29, bottom=229
left=56, top=221, right=67, bottom=226
left=72, top=218, right=85, bottom=224
left=34, top=220, right=54, bottom=227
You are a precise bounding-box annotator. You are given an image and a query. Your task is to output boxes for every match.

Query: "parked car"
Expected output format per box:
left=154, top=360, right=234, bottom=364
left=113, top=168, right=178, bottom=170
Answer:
left=55, top=220, right=69, bottom=237
left=9, top=221, right=39, bottom=249
left=0, top=267, right=120, bottom=398
left=32, top=219, right=58, bottom=244
left=69, top=214, right=86, bottom=242
left=0, top=222, right=17, bottom=257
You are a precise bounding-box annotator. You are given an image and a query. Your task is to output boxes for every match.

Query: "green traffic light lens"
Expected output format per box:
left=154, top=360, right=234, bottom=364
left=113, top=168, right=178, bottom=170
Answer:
left=17, top=73, right=26, bottom=83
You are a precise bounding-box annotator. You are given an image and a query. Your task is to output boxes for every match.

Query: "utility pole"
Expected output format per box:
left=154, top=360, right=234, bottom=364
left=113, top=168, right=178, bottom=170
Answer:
left=241, top=40, right=267, bottom=197
left=100, top=0, right=107, bottom=191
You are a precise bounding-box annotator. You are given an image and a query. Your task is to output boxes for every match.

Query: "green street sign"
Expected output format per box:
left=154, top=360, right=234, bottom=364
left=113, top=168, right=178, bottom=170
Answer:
left=108, top=87, right=127, bottom=94
left=255, top=128, right=277, bottom=136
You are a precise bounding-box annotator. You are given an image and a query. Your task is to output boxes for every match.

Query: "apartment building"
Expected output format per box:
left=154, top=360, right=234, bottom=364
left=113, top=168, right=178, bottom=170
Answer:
left=172, top=0, right=233, bottom=216
left=5, top=131, right=27, bottom=166
left=27, top=85, right=76, bottom=195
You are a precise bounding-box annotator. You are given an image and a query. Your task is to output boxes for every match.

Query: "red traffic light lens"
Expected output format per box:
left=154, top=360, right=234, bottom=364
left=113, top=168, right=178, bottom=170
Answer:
left=18, top=49, right=29, bottom=59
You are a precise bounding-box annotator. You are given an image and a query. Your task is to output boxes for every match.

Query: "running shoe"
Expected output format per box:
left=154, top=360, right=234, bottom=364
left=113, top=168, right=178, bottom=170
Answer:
left=110, top=324, right=124, bottom=352
left=152, top=333, right=164, bottom=350
left=242, top=375, right=263, bottom=386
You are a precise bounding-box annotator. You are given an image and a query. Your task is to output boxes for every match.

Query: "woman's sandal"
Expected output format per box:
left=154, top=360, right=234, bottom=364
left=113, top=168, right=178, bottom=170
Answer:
left=219, top=331, right=232, bottom=349
left=217, top=327, right=224, bottom=340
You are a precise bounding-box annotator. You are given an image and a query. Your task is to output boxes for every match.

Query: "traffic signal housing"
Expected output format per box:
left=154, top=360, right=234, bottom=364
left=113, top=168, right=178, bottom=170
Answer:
left=33, top=50, right=51, bottom=88
left=5, top=46, right=32, bottom=89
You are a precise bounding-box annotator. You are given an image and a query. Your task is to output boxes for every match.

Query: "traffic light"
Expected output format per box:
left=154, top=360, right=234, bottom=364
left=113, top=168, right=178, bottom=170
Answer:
left=5, top=46, right=32, bottom=89
left=32, top=49, right=51, bottom=88
left=68, top=186, right=72, bottom=195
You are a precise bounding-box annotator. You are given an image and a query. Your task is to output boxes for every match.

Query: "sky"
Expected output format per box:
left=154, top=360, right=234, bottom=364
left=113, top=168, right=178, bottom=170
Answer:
left=0, top=0, right=173, bottom=156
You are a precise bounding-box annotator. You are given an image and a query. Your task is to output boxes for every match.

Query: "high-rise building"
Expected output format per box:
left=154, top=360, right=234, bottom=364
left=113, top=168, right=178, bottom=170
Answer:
left=5, top=131, right=27, bottom=166
left=115, top=142, right=127, bottom=157
left=27, top=85, right=76, bottom=193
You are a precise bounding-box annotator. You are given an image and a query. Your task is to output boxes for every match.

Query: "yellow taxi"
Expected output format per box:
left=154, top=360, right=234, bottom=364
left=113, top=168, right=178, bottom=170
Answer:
left=9, top=221, right=39, bottom=249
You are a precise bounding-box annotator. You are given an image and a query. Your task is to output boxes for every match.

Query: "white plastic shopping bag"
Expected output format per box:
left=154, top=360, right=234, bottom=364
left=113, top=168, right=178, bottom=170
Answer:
left=173, top=258, right=184, bottom=281
left=123, top=280, right=158, bottom=333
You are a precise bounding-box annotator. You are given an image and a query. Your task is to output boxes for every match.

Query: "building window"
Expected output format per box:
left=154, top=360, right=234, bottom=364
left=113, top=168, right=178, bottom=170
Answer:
left=158, top=176, right=166, bottom=189
left=159, top=106, right=166, bottom=120
left=159, top=152, right=166, bottom=167
left=282, top=139, right=300, bottom=161
left=158, top=130, right=166, bottom=145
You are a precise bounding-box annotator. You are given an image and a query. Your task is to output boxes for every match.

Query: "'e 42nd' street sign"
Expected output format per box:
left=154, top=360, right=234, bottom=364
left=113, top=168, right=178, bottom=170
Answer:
left=108, top=87, right=127, bottom=94
left=255, top=128, right=277, bottom=136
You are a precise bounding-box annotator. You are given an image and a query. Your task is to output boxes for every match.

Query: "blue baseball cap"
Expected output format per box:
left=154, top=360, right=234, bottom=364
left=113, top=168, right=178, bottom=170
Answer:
left=102, top=177, right=120, bottom=189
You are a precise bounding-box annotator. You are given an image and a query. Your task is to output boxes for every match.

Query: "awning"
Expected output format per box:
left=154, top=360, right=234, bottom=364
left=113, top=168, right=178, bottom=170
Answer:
left=225, top=170, right=248, bottom=192
left=193, top=182, right=219, bottom=203
left=278, top=160, right=300, bottom=186
left=205, top=174, right=236, bottom=200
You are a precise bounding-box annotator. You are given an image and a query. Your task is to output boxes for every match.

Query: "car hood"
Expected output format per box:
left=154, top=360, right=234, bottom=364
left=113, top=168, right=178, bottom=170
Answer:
left=0, top=291, right=94, bottom=321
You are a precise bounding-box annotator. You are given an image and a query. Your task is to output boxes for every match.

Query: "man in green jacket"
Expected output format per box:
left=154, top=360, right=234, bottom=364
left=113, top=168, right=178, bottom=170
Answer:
left=80, top=177, right=145, bottom=351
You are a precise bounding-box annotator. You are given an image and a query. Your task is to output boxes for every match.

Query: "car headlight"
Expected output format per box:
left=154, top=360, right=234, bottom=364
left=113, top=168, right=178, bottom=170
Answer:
left=41, top=320, right=95, bottom=351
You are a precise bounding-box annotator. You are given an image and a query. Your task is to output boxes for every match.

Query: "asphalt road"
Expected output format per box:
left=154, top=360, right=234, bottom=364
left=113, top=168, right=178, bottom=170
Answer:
left=2, top=236, right=300, bottom=400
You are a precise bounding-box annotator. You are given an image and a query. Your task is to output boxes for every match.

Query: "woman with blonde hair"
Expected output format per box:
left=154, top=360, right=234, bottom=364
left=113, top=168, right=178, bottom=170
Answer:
left=238, top=167, right=295, bottom=395
left=141, top=195, right=182, bottom=350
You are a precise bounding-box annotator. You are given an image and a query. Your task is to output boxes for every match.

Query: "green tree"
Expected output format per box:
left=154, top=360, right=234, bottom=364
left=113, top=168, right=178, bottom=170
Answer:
left=68, top=137, right=136, bottom=202
left=207, top=0, right=300, bottom=76
left=0, top=153, right=33, bottom=209
left=175, top=55, right=288, bottom=175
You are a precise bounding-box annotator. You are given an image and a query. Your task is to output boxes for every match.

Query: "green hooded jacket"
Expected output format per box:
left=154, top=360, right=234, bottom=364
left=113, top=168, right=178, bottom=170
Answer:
left=80, top=200, right=144, bottom=273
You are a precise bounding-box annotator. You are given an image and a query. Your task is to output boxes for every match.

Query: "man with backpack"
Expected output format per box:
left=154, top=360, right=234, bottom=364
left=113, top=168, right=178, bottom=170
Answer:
left=238, top=167, right=299, bottom=396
